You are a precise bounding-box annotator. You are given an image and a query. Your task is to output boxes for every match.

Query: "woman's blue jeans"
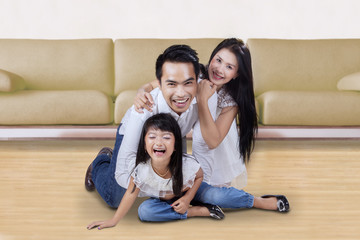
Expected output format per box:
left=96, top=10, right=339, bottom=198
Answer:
left=138, top=182, right=254, bottom=222
left=91, top=124, right=126, bottom=208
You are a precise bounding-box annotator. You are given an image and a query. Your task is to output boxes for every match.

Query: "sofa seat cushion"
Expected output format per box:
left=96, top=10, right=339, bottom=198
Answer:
left=257, top=91, right=360, bottom=126
left=114, top=90, right=137, bottom=124
left=0, top=90, right=113, bottom=125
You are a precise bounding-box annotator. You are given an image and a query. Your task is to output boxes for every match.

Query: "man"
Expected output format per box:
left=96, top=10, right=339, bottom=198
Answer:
left=84, top=44, right=221, bottom=217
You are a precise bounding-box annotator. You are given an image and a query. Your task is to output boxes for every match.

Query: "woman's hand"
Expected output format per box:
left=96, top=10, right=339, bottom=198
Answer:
left=87, top=218, right=118, bottom=230
left=134, top=90, right=154, bottom=113
left=197, top=79, right=216, bottom=104
left=171, top=197, right=191, bottom=215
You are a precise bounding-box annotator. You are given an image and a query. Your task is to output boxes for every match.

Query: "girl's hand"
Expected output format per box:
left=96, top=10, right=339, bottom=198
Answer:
left=87, top=219, right=117, bottom=230
left=171, top=197, right=191, bottom=215
left=197, top=79, right=216, bottom=104
left=134, top=90, right=154, bottom=113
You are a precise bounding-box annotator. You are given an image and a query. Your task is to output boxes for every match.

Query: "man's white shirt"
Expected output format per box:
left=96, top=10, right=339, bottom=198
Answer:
left=114, top=87, right=217, bottom=189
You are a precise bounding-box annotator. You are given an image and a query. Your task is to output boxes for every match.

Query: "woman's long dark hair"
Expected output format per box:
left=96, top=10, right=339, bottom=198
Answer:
left=134, top=113, right=183, bottom=196
left=205, top=38, right=258, bottom=163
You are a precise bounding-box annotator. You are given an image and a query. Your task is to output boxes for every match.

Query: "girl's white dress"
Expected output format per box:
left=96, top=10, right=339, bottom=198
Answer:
left=131, top=154, right=200, bottom=198
left=192, top=87, right=247, bottom=188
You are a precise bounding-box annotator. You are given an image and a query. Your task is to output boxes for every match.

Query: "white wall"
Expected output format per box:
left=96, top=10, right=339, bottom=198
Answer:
left=1, top=0, right=360, bottom=40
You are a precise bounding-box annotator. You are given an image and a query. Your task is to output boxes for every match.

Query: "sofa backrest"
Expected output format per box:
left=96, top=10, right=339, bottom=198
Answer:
left=114, top=38, right=223, bottom=96
left=0, top=39, right=114, bottom=95
left=247, top=39, right=360, bottom=96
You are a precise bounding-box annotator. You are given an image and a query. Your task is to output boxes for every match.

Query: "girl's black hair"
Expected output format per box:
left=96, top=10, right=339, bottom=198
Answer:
left=205, top=38, right=258, bottom=163
left=134, top=113, right=183, bottom=196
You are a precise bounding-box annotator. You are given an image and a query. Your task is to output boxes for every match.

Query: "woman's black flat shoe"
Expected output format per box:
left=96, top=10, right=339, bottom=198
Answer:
left=261, top=195, right=290, bottom=213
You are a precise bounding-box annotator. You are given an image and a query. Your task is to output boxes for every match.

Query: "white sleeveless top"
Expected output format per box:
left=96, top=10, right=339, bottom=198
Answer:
left=131, top=154, right=200, bottom=198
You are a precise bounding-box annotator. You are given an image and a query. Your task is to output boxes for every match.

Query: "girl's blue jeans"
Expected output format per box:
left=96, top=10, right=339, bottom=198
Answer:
left=91, top=125, right=255, bottom=219
left=138, top=182, right=254, bottom=222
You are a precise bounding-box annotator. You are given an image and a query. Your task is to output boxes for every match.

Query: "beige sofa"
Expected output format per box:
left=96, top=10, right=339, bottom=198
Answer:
left=1, top=38, right=360, bottom=129
left=0, top=39, right=114, bottom=125
left=247, top=39, right=360, bottom=126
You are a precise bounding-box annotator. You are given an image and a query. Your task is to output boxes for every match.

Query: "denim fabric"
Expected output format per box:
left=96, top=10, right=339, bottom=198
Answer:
left=92, top=124, right=126, bottom=208
left=194, top=182, right=254, bottom=209
left=138, top=182, right=254, bottom=222
left=138, top=198, right=187, bottom=222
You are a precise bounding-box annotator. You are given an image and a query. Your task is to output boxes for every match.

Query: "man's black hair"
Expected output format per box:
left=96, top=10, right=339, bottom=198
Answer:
left=155, top=45, right=200, bottom=81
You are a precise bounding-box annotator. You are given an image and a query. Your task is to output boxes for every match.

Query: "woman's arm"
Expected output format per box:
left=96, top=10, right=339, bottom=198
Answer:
left=87, top=177, right=140, bottom=230
left=171, top=168, right=204, bottom=214
left=197, top=80, right=237, bottom=149
left=134, top=80, right=159, bottom=113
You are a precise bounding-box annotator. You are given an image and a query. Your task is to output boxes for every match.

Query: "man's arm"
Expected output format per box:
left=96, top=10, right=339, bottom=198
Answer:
left=114, top=108, right=153, bottom=187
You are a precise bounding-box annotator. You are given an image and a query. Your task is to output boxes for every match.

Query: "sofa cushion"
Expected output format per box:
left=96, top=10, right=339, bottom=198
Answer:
left=247, top=39, right=360, bottom=96
left=114, top=90, right=137, bottom=124
left=337, top=71, right=360, bottom=91
left=0, top=69, right=25, bottom=92
left=257, top=90, right=360, bottom=126
left=0, top=90, right=113, bottom=125
left=0, top=39, right=114, bottom=95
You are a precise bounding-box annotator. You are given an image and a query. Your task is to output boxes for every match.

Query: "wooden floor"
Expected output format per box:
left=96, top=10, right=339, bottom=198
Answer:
left=0, top=139, right=359, bottom=240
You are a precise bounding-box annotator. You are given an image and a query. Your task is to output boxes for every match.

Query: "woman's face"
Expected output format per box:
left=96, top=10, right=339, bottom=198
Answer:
left=208, top=48, right=239, bottom=88
left=145, top=127, right=175, bottom=164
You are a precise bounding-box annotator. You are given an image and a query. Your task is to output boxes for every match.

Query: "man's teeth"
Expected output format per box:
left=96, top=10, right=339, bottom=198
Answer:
left=175, top=99, right=187, bottom=103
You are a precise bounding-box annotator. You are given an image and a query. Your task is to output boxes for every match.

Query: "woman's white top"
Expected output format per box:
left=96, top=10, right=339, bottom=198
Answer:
left=131, top=154, right=200, bottom=198
left=192, top=87, right=247, bottom=188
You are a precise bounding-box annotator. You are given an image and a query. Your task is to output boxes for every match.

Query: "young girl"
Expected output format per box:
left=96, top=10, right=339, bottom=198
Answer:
left=87, top=113, right=224, bottom=230
left=134, top=38, right=290, bottom=212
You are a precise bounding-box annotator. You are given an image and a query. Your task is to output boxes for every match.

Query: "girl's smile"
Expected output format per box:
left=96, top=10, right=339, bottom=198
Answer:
left=145, top=127, right=175, bottom=174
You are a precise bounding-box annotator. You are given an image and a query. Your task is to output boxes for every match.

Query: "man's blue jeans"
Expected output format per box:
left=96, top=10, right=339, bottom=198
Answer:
left=91, top=124, right=126, bottom=208
left=138, top=182, right=254, bottom=222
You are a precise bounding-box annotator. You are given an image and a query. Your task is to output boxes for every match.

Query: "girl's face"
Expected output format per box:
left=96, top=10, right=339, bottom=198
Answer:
left=208, top=48, right=239, bottom=89
left=145, top=127, right=175, bottom=164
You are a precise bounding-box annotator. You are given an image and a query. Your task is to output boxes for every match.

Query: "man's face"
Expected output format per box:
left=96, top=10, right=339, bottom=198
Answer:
left=159, top=62, right=197, bottom=115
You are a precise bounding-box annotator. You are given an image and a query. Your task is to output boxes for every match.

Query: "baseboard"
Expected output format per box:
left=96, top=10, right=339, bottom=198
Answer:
left=1, top=125, right=360, bottom=140
left=0, top=126, right=117, bottom=140
left=256, top=126, right=360, bottom=140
